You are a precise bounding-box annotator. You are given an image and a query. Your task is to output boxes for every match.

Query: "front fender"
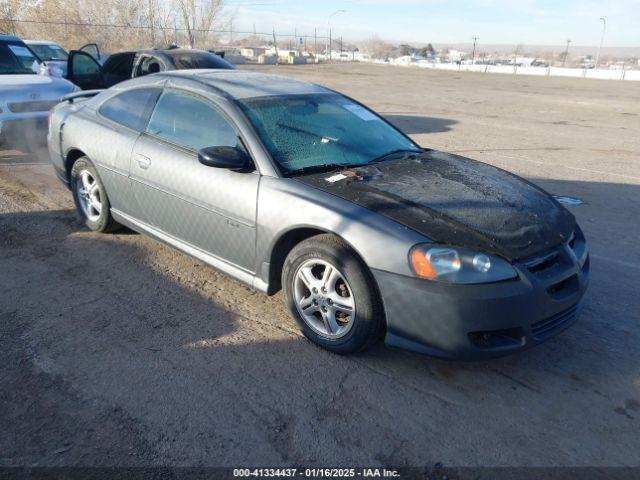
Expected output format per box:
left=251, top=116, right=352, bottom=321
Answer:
left=255, top=176, right=429, bottom=288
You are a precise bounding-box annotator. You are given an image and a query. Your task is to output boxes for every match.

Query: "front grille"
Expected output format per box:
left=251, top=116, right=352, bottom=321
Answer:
left=524, top=250, right=561, bottom=274
left=8, top=100, right=59, bottom=113
left=532, top=304, right=578, bottom=340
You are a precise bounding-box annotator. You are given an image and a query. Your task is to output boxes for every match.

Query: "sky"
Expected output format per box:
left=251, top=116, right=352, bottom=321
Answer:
left=228, top=0, right=640, bottom=47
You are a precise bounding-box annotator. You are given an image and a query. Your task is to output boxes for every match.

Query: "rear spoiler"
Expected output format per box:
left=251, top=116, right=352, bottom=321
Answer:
left=61, top=89, right=104, bottom=103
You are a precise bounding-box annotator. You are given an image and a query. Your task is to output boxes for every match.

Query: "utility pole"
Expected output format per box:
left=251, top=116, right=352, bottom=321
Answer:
left=326, top=9, right=345, bottom=62
left=314, top=28, right=317, bottom=59
left=272, top=27, right=279, bottom=64
left=595, top=17, right=606, bottom=69
left=471, top=36, right=479, bottom=64
left=562, top=39, right=571, bottom=67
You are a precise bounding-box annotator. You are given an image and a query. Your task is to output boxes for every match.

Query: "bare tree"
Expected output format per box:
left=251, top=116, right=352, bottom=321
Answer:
left=0, top=0, right=37, bottom=35
left=360, top=35, right=394, bottom=61
left=174, top=0, right=224, bottom=49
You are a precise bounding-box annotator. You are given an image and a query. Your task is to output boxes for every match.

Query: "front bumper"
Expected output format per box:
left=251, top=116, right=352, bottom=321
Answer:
left=374, top=236, right=590, bottom=360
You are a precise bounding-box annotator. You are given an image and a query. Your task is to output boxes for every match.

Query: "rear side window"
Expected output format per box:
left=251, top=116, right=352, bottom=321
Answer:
left=146, top=90, right=238, bottom=151
left=167, top=51, right=234, bottom=70
left=99, top=88, right=161, bottom=132
left=102, top=52, right=136, bottom=87
left=103, top=53, right=135, bottom=76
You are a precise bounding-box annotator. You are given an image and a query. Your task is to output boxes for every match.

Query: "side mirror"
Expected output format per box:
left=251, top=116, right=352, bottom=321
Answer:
left=198, top=146, right=252, bottom=171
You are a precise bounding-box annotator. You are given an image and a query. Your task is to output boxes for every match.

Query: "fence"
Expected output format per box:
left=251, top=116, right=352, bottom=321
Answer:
left=388, top=61, right=640, bottom=82
left=0, top=17, right=347, bottom=60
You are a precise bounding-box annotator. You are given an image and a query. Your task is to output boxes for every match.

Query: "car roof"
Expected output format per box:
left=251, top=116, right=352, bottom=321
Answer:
left=24, top=40, right=60, bottom=45
left=0, top=34, right=23, bottom=42
left=159, top=69, right=330, bottom=100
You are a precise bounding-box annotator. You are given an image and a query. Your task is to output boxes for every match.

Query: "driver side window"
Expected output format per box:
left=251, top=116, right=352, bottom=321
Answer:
left=146, top=90, right=239, bottom=151
left=136, top=56, right=164, bottom=77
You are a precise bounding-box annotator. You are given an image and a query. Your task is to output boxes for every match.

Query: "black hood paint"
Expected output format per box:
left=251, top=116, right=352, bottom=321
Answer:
left=294, top=150, right=576, bottom=261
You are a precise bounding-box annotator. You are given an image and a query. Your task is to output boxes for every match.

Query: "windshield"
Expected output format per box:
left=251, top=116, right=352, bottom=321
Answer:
left=167, top=51, right=234, bottom=70
left=0, top=41, right=39, bottom=74
left=238, top=93, right=420, bottom=174
left=29, top=43, right=68, bottom=61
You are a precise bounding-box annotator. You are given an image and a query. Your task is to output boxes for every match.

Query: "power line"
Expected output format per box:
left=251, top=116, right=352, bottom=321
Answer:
left=2, top=17, right=330, bottom=39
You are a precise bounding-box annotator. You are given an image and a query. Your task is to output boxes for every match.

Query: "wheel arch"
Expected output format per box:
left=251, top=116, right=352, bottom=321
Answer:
left=265, top=226, right=375, bottom=297
left=65, top=148, right=87, bottom=182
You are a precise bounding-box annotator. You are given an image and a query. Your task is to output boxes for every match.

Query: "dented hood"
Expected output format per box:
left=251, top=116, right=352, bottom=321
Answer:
left=294, top=150, right=576, bottom=261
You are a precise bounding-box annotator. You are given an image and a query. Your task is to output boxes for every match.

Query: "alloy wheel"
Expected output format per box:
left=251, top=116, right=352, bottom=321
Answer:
left=76, top=169, right=102, bottom=222
left=293, top=258, right=356, bottom=339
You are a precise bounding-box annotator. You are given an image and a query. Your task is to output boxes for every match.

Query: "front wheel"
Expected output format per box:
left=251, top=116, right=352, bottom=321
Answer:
left=70, top=156, right=120, bottom=232
left=282, top=234, right=384, bottom=353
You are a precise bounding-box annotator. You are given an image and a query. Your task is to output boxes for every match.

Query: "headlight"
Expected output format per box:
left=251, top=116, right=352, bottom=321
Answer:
left=409, top=245, right=517, bottom=284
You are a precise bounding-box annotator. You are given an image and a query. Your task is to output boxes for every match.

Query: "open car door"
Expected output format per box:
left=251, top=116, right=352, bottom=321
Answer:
left=67, top=50, right=103, bottom=90
left=79, top=43, right=101, bottom=63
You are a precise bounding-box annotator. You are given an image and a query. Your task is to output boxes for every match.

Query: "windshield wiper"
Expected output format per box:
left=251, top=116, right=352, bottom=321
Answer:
left=286, top=163, right=356, bottom=177
left=369, top=148, right=423, bottom=164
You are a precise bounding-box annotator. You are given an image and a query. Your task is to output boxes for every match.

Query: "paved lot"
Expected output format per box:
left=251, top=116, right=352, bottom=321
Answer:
left=1, top=63, right=639, bottom=468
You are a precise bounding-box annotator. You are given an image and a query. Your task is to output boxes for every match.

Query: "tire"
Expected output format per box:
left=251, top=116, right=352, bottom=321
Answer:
left=282, top=234, right=384, bottom=354
left=70, top=156, right=120, bottom=233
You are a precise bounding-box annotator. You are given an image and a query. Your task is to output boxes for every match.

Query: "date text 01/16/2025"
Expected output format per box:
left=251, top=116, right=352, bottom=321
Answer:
left=233, top=468, right=401, bottom=478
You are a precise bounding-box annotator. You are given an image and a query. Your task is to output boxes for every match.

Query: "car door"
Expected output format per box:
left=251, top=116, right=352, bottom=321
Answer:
left=92, top=87, right=163, bottom=219
left=101, top=52, right=136, bottom=88
left=78, top=43, right=101, bottom=62
left=67, top=50, right=103, bottom=90
left=129, top=89, right=259, bottom=271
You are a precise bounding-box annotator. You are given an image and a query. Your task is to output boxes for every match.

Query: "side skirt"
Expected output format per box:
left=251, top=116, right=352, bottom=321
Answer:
left=111, top=209, right=269, bottom=294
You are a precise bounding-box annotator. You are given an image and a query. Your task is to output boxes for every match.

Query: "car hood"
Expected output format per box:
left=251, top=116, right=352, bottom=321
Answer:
left=0, top=74, right=76, bottom=99
left=293, top=150, right=576, bottom=261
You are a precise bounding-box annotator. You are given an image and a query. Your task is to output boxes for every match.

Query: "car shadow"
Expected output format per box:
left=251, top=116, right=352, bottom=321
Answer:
left=1, top=173, right=639, bottom=466
left=383, top=114, right=458, bottom=134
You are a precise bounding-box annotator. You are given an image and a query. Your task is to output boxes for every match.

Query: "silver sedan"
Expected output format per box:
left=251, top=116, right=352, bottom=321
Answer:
left=47, top=70, right=589, bottom=359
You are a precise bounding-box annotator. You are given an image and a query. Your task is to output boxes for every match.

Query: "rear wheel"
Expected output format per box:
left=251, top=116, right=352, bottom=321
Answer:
left=70, top=156, right=120, bottom=232
left=283, top=234, right=383, bottom=353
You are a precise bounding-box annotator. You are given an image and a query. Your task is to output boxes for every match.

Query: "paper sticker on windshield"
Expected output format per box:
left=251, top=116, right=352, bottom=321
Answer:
left=343, top=104, right=379, bottom=122
left=553, top=196, right=585, bottom=205
left=8, top=45, right=34, bottom=57
left=326, top=173, right=347, bottom=183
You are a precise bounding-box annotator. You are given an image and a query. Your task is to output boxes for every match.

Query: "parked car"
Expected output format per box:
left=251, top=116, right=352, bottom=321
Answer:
left=48, top=71, right=589, bottom=360
left=24, top=41, right=103, bottom=79
left=0, top=34, right=77, bottom=149
left=25, top=40, right=69, bottom=77
left=67, top=46, right=234, bottom=90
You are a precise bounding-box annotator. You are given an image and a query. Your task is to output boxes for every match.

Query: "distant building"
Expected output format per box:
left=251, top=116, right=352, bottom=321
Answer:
left=446, top=49, right=466, bottom=62
left=240, top=47, right=266, bottom=60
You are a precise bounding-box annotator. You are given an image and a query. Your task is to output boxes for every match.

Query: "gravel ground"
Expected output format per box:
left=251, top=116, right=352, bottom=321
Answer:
left=1, top=63, right=639, bottom=468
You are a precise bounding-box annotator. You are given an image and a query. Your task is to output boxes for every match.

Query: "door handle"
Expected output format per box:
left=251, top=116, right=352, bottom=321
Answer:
left=135, top=154, right=151, bottom=170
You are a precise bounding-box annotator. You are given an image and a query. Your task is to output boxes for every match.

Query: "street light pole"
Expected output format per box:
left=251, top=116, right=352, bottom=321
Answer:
left=471, top=36, right=479, bottom=64
left=326, top=9, right=346, bottom=62
left=595, top=17, right=606, bottom=69
left=562, top=39, right=571, bottom=68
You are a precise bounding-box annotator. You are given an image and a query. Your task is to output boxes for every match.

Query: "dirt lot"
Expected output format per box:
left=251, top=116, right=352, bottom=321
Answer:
left=1, top=63, right=639, bottom=468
